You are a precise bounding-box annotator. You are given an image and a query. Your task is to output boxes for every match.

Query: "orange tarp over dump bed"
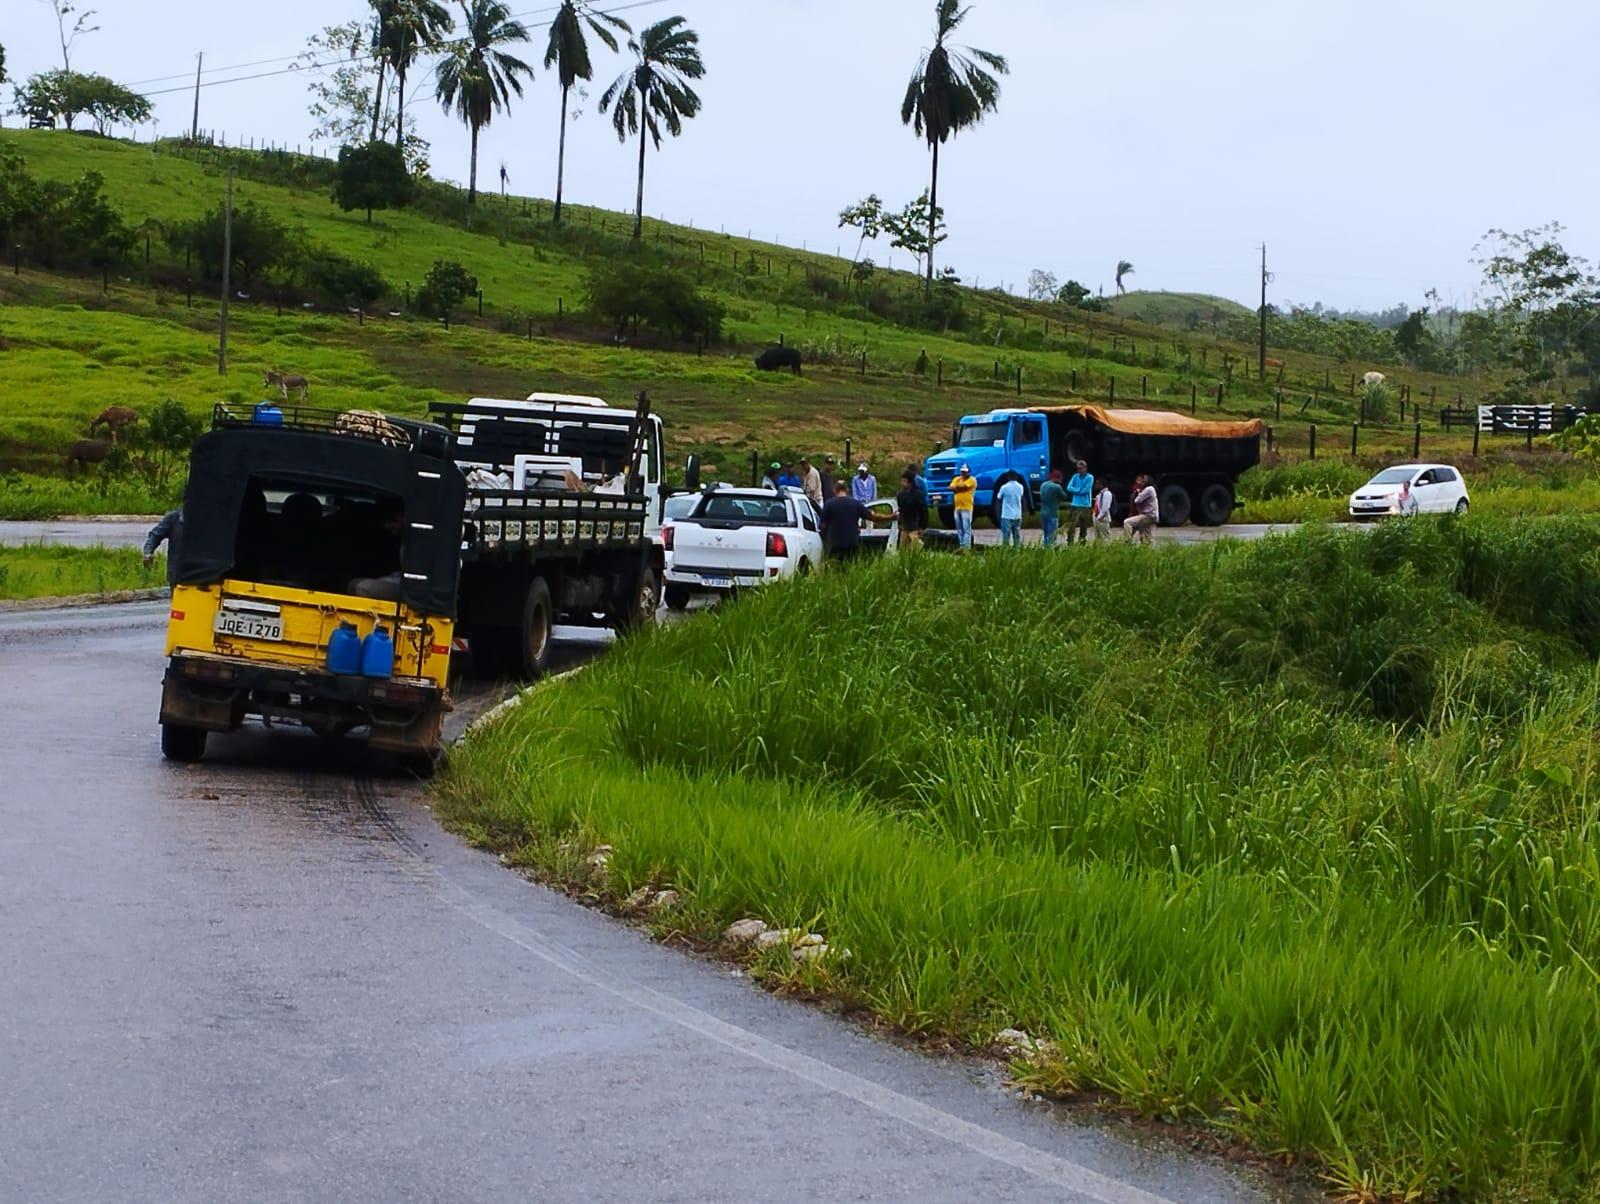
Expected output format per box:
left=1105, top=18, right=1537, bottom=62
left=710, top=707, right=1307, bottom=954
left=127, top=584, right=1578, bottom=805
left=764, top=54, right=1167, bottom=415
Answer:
left=1036, top=405, right=1263, bottom=439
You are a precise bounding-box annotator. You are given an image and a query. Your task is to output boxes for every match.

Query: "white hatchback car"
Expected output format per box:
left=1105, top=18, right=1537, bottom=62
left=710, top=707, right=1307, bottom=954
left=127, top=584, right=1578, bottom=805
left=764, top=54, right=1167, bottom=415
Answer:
left=663, top=486, right=825, bottom=609
left=1348, top=463, right=1470, bottom=519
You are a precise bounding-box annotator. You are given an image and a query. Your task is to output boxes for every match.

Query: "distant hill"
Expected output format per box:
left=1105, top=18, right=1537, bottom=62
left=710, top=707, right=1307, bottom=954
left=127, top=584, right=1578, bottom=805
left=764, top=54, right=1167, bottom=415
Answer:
left=1108, top=290, right=1253, bottom=332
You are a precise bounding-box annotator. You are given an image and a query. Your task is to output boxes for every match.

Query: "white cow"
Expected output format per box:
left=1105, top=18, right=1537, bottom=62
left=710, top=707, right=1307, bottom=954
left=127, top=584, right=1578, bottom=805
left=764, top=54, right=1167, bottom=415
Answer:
left=1361, top=371, right=1387, bottom=388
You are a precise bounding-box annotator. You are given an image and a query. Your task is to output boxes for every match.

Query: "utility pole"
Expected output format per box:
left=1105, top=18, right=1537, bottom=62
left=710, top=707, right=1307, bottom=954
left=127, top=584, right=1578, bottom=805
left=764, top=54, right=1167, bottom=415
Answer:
left=1257, top=242, right=1272, bottom=381
left=191, top=52, right=203, bottom=142
left=218, top=166, right=233, bottom=375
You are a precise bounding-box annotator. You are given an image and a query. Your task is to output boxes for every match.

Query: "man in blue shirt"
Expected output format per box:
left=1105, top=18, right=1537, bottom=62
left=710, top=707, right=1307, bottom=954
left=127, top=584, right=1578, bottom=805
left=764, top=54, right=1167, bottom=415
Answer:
left=997, top=477, right=1025, bottom=548
left=1066, top=459, right=1095, bottom=544
left=851, top=463, right=877, bottom=504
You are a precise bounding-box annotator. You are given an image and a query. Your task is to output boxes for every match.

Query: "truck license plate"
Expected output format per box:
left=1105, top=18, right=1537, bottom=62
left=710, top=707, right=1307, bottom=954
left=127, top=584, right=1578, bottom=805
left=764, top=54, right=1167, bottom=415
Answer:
left=214, top=608, right=283, bottom=641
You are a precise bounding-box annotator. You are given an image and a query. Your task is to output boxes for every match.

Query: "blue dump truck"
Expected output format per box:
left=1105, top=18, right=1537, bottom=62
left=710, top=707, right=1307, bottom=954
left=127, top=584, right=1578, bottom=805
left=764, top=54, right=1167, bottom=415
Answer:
left=924, top=405, right=1264, bottom=528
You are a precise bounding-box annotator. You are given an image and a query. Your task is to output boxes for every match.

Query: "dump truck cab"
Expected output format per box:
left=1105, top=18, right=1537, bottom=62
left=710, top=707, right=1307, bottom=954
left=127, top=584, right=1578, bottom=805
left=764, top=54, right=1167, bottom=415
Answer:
left=158, top=404, right=467, bottom=772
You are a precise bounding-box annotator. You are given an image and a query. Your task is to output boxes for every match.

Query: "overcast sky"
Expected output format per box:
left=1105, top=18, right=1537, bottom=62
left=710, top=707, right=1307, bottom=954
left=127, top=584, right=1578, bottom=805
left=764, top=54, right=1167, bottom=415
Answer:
left=8, top=0, right=1597, bottom=310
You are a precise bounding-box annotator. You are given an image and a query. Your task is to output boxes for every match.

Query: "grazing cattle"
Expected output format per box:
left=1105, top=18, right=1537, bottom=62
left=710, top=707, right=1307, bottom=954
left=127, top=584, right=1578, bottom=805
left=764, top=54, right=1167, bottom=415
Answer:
left=754, top=346, right=802, bottom=376
left=264, top=370, right=310, bottom=400
left=66, top=438, right=111, bottom=475
left=89, top=405, right=139, bottom=439
left=1361, top=371, right=1387, bottom=388
left=1264, top=357, right=1284, bottom=370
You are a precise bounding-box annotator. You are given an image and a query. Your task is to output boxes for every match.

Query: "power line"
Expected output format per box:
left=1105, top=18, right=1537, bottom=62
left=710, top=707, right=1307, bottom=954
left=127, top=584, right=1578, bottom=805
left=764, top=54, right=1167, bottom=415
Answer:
left=124, top=0, right=668, bottom=90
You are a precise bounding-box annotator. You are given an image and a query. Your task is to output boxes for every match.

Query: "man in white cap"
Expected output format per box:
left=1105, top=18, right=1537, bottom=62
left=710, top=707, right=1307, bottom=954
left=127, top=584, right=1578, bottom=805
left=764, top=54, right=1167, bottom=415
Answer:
left=851, top=462, right=877, bottom=505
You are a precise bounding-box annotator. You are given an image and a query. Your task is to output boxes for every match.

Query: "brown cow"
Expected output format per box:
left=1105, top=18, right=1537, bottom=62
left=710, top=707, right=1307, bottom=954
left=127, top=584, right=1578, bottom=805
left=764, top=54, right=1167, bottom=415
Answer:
left=89, top=405, right=139, bottom=438
left=66, top=438, right=112, bottom=475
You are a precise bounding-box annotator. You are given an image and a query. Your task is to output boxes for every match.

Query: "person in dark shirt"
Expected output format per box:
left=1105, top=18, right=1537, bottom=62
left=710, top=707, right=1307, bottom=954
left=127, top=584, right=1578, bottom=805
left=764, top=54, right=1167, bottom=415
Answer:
left=819, top=482, right=891, bottom=562
left=895, top=471, right=928, bottom=548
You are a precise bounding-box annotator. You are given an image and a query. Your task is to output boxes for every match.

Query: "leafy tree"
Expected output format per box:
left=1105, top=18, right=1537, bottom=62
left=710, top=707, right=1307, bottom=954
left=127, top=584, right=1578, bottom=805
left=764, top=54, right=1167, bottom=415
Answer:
left=545, top=0, right=630, bottom=225
left=838, top=194, right=886, bottom=271
left=380, top=0, right=454, bottom=150
left=1393, top=307, right=1432, bottom=366
left=0, top=42, right=8, bottom=86
left=1474, top=223, right=1598, bottom=398
left=301, top=23, right=402, bottom=159
left=301, top=252, right=389, bottom=308
left=167, top=201, right=292, bottom=289
left=882, top=191, right=946, bottom=279
left=600, top=17, right=705, bottom=241
left=900, top=0, right=1007, bottom=291
left=1056, top=279, right=1091, bottom=308
left=333, top=139, right=414, bottom=222
left=13, top=70, right=151, bottom=134
left=415, top=258, right=478, bottom=316
left=435, top=0, right=534, bottom=203
left=1026, top=269, right=1057, bottom=302
left=137, top=398, right=203, bottom=486
left=584, top=249, right=723, bottom=341
left=1115, top=259, right=1134, bottom=294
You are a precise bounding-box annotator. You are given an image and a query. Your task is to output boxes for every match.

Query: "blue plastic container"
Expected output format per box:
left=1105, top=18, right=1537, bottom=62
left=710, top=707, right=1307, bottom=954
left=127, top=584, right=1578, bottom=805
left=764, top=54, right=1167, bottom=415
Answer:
left=360, top=625, right=395, bottom=678
left=326, top=622, right=362, bottom=675
left=253, top=401, right=284, bottom=426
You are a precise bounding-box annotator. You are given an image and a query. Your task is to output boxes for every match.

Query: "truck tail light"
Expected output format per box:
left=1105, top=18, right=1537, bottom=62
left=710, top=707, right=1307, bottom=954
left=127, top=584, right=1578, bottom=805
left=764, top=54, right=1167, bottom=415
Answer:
left=766, top=532, right=788, bottom=558
left=662, top=525, right=674, bottom=551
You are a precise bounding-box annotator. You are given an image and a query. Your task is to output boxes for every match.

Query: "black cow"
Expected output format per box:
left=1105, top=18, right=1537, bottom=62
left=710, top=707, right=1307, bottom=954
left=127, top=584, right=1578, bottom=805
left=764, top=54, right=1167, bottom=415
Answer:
left=755, top=346, right=802, bottom=376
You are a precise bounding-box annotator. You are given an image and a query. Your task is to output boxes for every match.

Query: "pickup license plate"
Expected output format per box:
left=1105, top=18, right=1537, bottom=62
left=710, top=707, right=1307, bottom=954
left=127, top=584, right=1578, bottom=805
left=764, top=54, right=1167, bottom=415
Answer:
left=214, top=608, right=283, bottom=642
left=701, top=575, right=733, bottom=589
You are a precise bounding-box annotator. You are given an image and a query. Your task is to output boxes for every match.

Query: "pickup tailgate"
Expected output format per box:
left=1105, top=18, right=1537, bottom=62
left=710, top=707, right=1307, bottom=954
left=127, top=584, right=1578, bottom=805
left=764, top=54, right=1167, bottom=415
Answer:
left=671, top=519, right=768, bottom=575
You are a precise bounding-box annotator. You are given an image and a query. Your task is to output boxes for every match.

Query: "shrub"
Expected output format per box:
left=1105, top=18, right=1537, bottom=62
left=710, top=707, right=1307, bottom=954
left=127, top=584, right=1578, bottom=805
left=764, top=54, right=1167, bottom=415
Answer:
left=415, top=259, right=478, bottom=318
left=300, top=252, right=388, bottom=309
left=584, top=250, right=724, bottom=343
left=167, top=201, right=292, bottom=289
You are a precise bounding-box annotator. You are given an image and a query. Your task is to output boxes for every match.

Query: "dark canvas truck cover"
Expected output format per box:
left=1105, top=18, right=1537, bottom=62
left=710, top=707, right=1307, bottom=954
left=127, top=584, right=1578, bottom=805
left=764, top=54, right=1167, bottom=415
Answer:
left=1036, top=405, right=1264, bottom=477
left=174, top=425, right=468, bottom=618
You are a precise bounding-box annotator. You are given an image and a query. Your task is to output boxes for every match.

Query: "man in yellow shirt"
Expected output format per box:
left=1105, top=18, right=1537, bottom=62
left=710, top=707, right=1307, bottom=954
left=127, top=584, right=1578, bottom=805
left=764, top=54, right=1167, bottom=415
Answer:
left=949, top=464, right=977, bottom=550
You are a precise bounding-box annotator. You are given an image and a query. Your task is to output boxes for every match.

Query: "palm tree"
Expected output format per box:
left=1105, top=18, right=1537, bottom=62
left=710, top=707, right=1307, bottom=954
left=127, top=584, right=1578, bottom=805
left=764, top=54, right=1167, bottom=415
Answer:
left=599, top=16, right=705, bottom=241
left=545, top=0, right=630, bottom=225
left=435, top=0, right=534, bottom=203
left=384, top=0, right=455, bottom=152
left=1115, top=260, right=1134, bottom=294
left=368, top=0, right=396, bottom=142
left=901, top=0, right=1008, bottom=292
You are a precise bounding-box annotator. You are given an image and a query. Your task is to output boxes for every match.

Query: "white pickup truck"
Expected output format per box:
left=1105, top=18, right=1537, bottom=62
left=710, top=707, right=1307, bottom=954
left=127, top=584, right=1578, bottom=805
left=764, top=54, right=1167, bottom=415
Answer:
left=662, top=484, right=897, bottom=609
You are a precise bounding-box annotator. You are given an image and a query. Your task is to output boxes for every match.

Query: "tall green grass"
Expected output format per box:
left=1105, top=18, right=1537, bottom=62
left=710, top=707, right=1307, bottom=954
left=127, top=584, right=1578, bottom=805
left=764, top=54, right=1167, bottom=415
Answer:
left=443, top=518, right=1600, bottom=1200
left=0, top=544, right=165, bottom=599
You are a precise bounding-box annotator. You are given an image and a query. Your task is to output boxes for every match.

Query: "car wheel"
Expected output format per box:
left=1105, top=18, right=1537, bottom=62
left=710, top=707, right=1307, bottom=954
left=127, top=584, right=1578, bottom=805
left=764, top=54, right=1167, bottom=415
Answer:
left=796, top=558, right=810, bottom=576
left=1455, top=498, right=1469, bottom=514
left=160, top=722, right=207, bottom=763
left=664, top=583, right=691, bottom=611
left=1156, top=482, right=1192, bottom=528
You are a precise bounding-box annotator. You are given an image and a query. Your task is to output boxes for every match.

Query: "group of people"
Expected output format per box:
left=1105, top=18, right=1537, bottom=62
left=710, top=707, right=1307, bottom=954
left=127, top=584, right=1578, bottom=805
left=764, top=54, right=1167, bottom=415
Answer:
left=944, top=461, right=1163, bottom=549
left=763, top=456, right=883, bottom=511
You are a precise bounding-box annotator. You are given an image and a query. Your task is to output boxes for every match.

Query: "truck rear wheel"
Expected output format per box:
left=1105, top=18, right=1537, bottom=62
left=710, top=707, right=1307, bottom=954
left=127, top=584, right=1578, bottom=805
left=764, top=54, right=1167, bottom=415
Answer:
left=1196, top=482, right=1235, bottom=527
left=617, top=566, right=659, bottom=632
left=160, top=722, right=207, bottom=763
left=1157, top=483, right=1192, bottom=528
left=513, top=576, right=553, bottom=679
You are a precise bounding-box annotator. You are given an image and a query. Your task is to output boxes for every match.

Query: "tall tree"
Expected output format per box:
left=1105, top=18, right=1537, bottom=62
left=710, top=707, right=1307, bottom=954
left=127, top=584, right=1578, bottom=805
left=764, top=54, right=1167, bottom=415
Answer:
left=38, top=0, right=99, bottom=130
left=599, top=16, right=705, bottom=241
left=545, top=0, right=630, bottom=225
left=367, top=0, right=395, bottom=141
left=900, top=0, right=1007, bottom=292
left=434, top=0, right=533, bottom=204
left=1115, top=259, right=1134, bottom=294
left=382, top=0, right=454, bottom=151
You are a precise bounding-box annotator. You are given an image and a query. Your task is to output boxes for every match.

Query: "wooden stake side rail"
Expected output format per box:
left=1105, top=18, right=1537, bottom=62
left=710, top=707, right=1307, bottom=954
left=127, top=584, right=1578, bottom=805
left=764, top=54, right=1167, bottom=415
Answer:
left=461, top=489, right=648, bottom=560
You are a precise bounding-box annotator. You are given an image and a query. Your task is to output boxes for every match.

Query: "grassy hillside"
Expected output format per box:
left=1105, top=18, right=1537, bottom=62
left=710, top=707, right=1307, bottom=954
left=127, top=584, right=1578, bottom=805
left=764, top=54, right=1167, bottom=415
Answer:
left=1108, top=289, right=1254, bottom=331
left=0, top=130, right=1567, bottom=516
left=443, top=519, right=1600, bottom=1201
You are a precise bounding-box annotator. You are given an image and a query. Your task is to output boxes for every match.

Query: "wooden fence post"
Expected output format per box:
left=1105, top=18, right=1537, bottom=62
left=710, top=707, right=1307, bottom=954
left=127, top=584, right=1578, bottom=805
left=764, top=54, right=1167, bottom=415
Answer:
left=1413, top=424, right=1421, bottom=459
left=1310, top=424, right=1317, bottom=460
left=1350, top=423, right=1359, bottom=457
left=937, top=358, right=943, bottom=387
left=1141, top=375, right=1147, bottom=398
left=1472, top=424, right=1480, bottom=456
left=1190, top=383, right=1197, bottom=413
left=1016, top=365, right=1022, bottom=397
left=1109, top=377, right=1116, bottom=404
left=1216, top=382, right=1224, bottom=410
left=1266, top=424, right=1274, bottom=454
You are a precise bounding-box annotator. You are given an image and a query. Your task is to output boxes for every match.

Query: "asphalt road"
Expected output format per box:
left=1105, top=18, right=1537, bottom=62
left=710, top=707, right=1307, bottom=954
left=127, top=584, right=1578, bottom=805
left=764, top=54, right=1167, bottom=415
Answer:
left=0, top=602, right=1298, bottom=1203
left=0, top=517, right=1298, bottom=551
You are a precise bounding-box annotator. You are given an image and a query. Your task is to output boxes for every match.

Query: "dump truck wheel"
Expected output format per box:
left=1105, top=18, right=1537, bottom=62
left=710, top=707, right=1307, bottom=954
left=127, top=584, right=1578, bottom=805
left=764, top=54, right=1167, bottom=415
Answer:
left=160, top=722, right=207, bottom=763
left=1157, top=483, right=1192, bottom=528
left=1196, top=482, right=1235, bottom=526
left=516, top=577, right=553, bottom=679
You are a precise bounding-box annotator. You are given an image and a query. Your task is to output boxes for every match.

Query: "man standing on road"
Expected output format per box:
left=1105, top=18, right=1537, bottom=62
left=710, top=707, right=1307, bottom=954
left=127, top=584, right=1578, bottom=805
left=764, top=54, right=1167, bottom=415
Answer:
left=1066, top=459, right=1095, bottom=544
left=1397, top=480, right=1418, bottom=517
left=143, top=508, right=183, bottom=588
left=949, top=464, right=977, bottom=551
left=800, top=457, right=823, bottom=508
left=896, top=470, right=928, bottom=549
left=1038, top=469, right=1067, bottom=548
left=820, top=456, right=837, bottom=502
left=851, top=462, right=878, bottom=504
left=1092, top=478, right=1115, bottom=542
left=1123, top=475, right=1159, bottom=544
left=820, top=482, right=889, bottom=563
left=997, top=477, right=1025, bottom=548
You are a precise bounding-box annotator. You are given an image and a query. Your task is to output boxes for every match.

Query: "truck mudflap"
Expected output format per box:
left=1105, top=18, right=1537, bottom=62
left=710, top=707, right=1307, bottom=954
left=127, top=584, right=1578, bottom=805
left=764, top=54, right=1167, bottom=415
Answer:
left=161, top=653, right=449, bottom=756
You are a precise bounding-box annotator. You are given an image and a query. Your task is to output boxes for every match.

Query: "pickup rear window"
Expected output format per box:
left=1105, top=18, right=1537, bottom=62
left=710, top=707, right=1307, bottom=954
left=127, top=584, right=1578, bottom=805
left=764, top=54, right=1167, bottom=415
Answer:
left=694, top=496, right=791, bottom=525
